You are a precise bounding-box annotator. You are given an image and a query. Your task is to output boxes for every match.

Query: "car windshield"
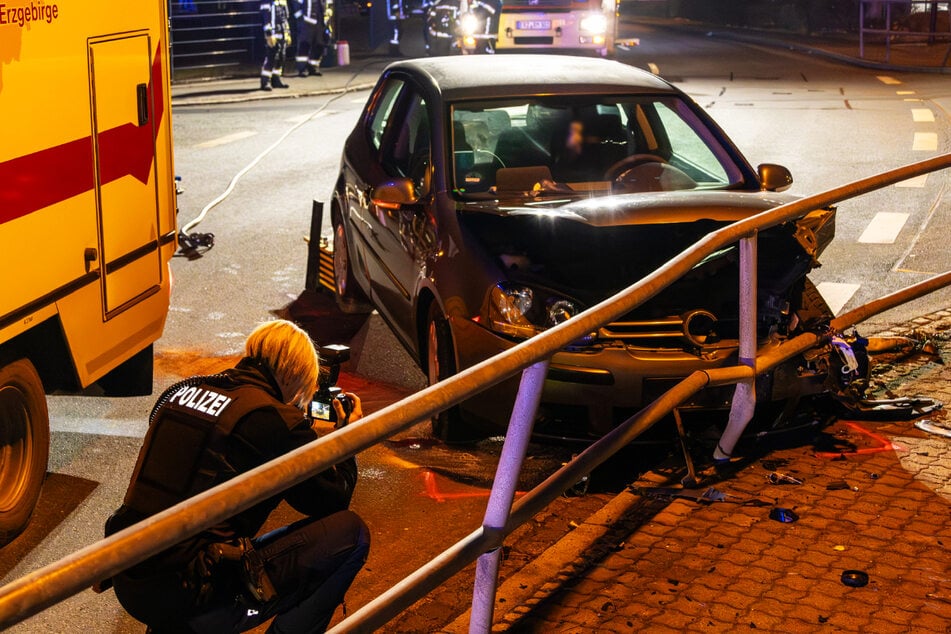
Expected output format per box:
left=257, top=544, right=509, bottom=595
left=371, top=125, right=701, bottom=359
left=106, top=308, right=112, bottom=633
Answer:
left=450, top=95, right=746, bottom=199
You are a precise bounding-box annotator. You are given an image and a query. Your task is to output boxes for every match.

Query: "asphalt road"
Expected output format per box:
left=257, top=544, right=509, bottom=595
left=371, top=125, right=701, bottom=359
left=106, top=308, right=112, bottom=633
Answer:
left=5, top=22, right=951, bottom=632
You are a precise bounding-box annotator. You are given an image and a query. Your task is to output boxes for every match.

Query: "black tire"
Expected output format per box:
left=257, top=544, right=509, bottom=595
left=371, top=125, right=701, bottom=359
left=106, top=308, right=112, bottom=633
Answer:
left=426, top=304, right=482, bottom=443
left=332, top=203, right=373, bottom=314
left=0, top=359, right=49, bottom=546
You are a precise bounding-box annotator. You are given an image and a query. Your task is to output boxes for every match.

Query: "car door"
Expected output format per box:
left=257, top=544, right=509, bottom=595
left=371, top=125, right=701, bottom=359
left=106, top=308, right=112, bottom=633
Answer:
left=345, top=76, right=405, bottom=298
left=364, top=85, right=434, bottom=346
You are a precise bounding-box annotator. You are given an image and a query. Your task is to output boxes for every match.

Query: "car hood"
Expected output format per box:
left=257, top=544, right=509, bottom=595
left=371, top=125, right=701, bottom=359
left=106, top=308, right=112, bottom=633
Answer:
left=457, top=188, right=834, bottom=342
left=459, top=190, right=800, bottom=227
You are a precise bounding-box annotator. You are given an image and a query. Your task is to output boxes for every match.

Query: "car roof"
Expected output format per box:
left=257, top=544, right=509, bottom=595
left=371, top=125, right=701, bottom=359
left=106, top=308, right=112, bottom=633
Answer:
left=385, top=55, right=675, bottom=101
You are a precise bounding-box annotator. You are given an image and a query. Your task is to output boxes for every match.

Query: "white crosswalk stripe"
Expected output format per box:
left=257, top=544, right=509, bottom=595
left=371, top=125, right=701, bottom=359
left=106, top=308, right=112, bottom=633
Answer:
left=816, top=282, right=861, bottom=316
left=858, top=212, right=909, bottom=244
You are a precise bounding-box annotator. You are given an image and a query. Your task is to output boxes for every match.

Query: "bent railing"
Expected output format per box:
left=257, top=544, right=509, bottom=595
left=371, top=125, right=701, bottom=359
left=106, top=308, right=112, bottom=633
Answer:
left=1, top=154, right=950, bottom=631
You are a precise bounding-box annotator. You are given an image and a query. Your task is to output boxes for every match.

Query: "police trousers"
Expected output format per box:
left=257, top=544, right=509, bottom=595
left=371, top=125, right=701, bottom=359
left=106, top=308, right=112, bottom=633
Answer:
left=116, top=510, right=370, bottom=634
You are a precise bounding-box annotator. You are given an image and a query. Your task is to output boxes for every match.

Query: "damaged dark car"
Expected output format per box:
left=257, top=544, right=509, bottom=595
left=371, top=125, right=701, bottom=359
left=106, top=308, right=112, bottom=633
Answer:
left=331, top=56, right=838, bottom=441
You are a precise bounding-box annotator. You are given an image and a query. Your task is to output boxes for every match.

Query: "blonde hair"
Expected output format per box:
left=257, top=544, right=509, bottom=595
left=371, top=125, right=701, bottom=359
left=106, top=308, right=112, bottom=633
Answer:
left=244, top=320, right=319, bottom=408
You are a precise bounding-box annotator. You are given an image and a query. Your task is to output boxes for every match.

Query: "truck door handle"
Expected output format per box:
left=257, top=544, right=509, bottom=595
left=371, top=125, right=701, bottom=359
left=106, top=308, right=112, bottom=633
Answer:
left=136, top=83, right=149, bottom=126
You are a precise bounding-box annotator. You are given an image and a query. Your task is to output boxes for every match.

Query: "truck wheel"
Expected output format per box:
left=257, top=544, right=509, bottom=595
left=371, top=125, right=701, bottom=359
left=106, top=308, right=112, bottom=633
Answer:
left=332, top=204, right=372, bottom=314
left=426, top=304, right=482, bottom=443
left=0, top=359, right=49, bottom=546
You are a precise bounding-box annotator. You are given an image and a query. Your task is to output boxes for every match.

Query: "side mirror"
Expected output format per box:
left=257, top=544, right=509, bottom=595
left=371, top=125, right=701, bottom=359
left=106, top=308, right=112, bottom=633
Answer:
left=758, top=163, right=793, bottom=192
left=371, top=177, right=418, bottom=209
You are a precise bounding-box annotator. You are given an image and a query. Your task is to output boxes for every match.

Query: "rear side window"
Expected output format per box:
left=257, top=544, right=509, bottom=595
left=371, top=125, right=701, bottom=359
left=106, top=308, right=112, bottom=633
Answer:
left=368, top=78, right=404, bottom=150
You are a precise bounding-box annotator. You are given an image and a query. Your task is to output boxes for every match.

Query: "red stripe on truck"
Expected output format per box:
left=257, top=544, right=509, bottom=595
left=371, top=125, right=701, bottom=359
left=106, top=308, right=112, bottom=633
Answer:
left=0, top=46, right=166, bottom=226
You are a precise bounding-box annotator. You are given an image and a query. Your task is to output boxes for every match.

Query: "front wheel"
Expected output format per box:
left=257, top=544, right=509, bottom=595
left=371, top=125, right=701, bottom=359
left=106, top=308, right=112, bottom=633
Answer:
left=0, top=359, right=50, bottom=546
left=332, top=204, right=372, bottom=314
left=426, top=304, right=481, bottom=443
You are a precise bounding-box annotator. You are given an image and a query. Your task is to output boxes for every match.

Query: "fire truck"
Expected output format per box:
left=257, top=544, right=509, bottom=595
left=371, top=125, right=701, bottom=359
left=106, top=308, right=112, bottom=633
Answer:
left=0, top=0, right=176, bottom=543
left=495, top=0, right=618, bottom=56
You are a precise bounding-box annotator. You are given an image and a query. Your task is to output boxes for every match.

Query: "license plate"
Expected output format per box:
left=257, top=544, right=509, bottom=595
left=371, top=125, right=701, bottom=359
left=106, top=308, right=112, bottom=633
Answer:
left=516, top=20, right=551, bottom=30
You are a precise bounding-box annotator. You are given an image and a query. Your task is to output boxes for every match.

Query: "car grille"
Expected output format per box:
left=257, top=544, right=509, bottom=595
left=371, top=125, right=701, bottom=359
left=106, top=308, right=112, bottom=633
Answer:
left=597, top=311, right=736, bottom=349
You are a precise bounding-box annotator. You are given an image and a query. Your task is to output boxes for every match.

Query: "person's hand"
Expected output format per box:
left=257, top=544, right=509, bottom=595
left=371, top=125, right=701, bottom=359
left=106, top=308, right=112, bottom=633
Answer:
left=285, top=32, right=292, bottom=45
left=333, top=392, right=363, bottom=427
left=266, top=34, right=277, bottom=47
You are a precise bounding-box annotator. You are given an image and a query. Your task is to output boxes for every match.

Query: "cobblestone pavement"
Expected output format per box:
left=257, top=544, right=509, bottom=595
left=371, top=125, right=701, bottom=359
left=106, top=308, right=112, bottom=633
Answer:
left=478, top=311, right=951, bottom=633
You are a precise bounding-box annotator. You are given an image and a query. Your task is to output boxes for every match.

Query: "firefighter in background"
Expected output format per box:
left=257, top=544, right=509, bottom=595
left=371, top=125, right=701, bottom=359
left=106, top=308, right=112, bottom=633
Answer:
left=261, top=0, right=292, bottom=90
left=293, top=0, right=327, bottom=77
left=386, top=0, right=407, bottom=56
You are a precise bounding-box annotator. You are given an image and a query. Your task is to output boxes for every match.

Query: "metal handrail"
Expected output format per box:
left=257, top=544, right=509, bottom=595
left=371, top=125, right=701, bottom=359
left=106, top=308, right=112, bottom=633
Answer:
left=0, top=154, right=949, bottom=629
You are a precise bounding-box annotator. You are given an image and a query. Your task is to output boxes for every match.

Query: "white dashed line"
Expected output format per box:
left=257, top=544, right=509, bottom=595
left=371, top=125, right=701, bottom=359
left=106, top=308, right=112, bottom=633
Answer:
left=858, top=212, right=909, bottom=244
left=877, top=75, right=902, bottom=85
left=816, top=282, right=861, bottom=316
left=913, top=132, right=938, bottom=151
left=897, top=90, right=915, bottom=95
left=351, top=97, right=369, bottom=103
left=896, top=174, right=929, bottom=188
left=648, top=62, right=660, bottom=75
left=912, top=108, right=936, bottom=122
left=194, top=130, right=257, bottom=149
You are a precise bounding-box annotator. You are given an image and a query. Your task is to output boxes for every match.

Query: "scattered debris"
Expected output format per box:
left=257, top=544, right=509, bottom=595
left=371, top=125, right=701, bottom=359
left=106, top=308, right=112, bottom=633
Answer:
left=765, top=472, right=803, bottom=485
left=915, top=419, right=951, bottom=438
left=768, top=508, right=799, bottom=523
left=869, top=473, right=880, bottom=480
left=826, top=480, right=851, bottom=491
left=840, top=570, right=869, bottom=588
left=839, top=395, right=942, bottom=421
left=632, top=486, right=727, bottom=503
left=833, top=545, right=847, bottom=551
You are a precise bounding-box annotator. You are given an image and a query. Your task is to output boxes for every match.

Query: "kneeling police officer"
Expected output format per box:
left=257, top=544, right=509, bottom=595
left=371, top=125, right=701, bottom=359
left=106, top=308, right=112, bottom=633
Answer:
left=105, top=320, right=369, bottom=633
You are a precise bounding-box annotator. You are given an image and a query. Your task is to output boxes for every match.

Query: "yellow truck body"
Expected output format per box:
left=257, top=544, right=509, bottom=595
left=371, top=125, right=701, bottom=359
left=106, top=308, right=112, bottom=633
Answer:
left=0, top=0, right=176, bottom=542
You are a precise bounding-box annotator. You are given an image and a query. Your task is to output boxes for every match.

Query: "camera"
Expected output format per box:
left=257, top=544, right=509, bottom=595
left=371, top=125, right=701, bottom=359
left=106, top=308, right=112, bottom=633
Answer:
left=309, top=344, right=353, bottom=426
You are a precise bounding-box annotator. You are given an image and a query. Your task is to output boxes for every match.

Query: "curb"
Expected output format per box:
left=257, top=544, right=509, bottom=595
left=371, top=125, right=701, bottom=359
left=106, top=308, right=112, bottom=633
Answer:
left=624, top=16, right=950, bottom=74
left=171, top=81, right=379, bottom=107
left=439, top=485, right=664, bottom=632
left=705, top=29, right=951, bottom=75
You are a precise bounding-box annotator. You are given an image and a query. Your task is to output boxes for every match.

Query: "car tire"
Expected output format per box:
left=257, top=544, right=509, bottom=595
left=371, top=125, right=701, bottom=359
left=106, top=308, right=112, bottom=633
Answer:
left=332, top=203, right=373, bottom=314
left=0, top=358, right=49, bottom=546
left=426, top=304, right=482, bottom=443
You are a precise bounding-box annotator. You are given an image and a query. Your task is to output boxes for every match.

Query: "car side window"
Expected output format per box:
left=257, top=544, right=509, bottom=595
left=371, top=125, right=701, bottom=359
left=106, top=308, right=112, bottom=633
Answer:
left=382, top=92, right=431, bottom=196
left=368, top=79, right=405, bottom=151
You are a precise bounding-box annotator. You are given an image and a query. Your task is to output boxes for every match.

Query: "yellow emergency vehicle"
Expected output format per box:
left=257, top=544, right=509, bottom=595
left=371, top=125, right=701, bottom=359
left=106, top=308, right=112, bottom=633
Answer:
left=0, top=0, right=176, bottom=543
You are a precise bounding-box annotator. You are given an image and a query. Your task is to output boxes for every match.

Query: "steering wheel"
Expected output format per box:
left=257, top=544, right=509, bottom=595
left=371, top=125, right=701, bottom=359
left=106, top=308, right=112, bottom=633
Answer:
left=603, top=153, right=668, bottom=182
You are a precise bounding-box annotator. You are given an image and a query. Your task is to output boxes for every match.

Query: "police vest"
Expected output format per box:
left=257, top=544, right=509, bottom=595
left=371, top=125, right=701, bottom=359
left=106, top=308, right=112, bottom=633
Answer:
left=121, top=377, right=282, bottom=519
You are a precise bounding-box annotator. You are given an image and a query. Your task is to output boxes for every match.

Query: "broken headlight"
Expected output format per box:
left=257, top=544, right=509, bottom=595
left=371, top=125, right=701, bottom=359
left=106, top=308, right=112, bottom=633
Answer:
left=482, top=283, right=584, bottom=339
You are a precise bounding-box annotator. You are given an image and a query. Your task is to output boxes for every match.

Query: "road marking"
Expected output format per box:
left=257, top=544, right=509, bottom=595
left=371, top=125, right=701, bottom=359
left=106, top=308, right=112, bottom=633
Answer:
left=876, top=75, right=902, bottom=85
left=858, top=212, right=909, bottom=244
left=351, top=96, right=368, bottom=103
left=194, top=130, right=257, bottom=149
left=912, top=108, right=935, bottom=122
left=897, top=90, right=915, bottom=95
left=50, top=416, right=147, bottom=438
left=816, top=282, right=860, bottom=315
left=648, top=62, right=660, bottom=75
left=896, top=174, right=929, bottom=188
left=913, top=132, right=938, bottom=151
left=903, top=98, right=922, bottom=102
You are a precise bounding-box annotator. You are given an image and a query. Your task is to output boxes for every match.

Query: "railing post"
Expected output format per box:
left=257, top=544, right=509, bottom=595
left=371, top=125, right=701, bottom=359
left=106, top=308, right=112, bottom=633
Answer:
left=468, top=360, right=550, bottom=633
left=714, top=232, right=757, bottom=460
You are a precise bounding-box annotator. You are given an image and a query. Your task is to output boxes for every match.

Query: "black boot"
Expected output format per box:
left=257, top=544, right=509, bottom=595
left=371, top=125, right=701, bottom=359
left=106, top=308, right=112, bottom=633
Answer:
left=309, top=65, right=322, bottom=77
left=261, top=77, right=272, bottom=91
left=271, top=75, right=290, bottom=89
